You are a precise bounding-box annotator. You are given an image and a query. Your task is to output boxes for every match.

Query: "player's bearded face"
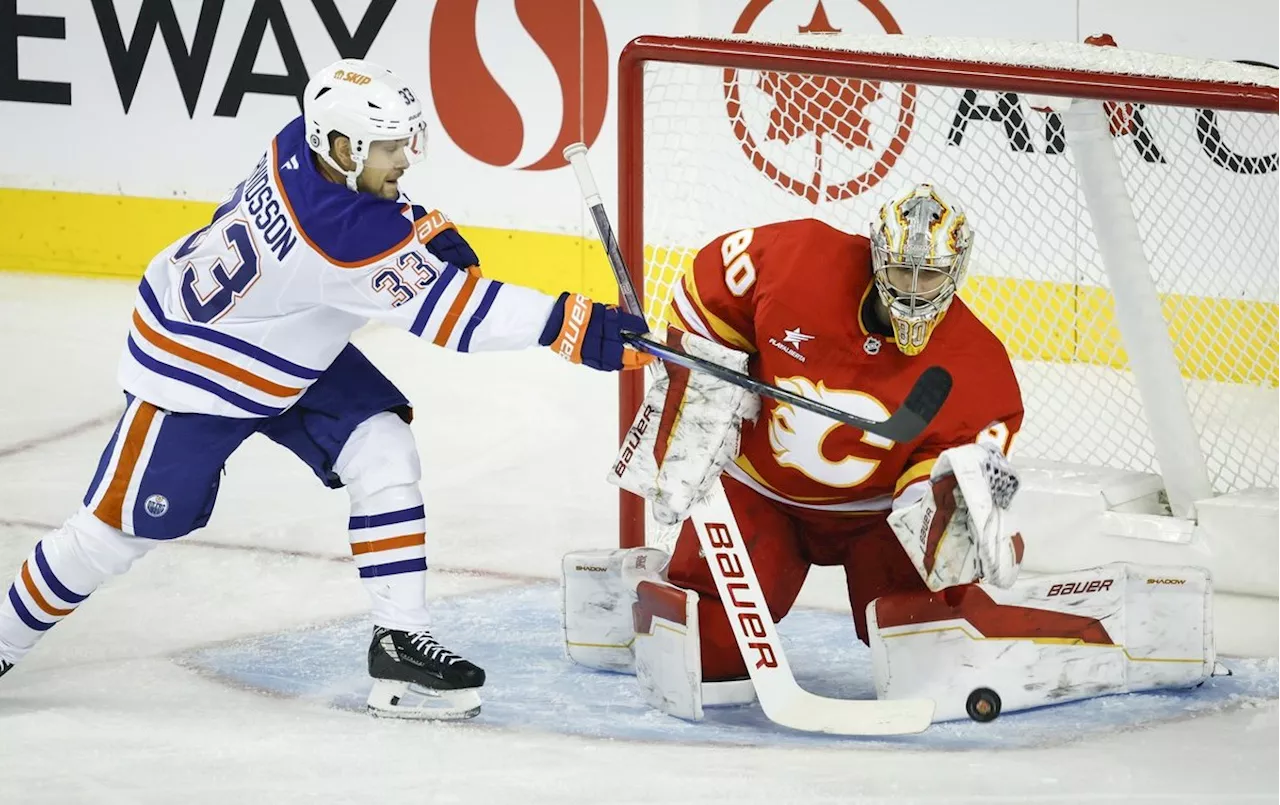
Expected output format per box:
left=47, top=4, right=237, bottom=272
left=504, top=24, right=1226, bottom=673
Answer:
left=872, top=260, right=959, bottom=357
left=357, top=137, right=420, bottom=200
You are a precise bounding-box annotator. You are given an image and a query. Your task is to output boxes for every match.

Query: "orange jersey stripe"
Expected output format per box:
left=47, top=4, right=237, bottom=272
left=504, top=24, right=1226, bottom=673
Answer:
left=20, top=561, right=74, bottom=617
left=94, top=402, right=159, bottom=530
left=132, top=311, right=303, bottom=398
left=350, top=533, right=426, bottom=556
left=270, top=139, right=414, bottom=269
left=432, top=272, right=480, bottom=347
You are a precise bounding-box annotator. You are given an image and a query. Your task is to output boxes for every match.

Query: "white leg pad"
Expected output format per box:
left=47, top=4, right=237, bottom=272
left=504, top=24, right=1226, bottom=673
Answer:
left=634, top=578, right=704, bottom=721
left=868, top=562, right=1215, bottom=722
left=562, top=548, right=667, bottom=672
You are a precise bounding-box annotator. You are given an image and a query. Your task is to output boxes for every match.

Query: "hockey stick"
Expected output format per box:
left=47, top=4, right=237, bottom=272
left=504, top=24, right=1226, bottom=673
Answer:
left=689, top=477, right=935, bottom=735
left=562, top=142, right=951, bottom=444
left=634, top=342, right=950, bottom=444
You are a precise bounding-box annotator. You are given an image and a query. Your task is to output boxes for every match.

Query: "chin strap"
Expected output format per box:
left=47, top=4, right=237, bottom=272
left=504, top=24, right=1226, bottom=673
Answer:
left=319, top=150, right=364, bottom=191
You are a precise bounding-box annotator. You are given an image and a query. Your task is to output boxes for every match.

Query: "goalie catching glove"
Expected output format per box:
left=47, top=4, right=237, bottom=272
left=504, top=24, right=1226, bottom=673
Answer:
left=608, top=328, right=759, bottom=526
left=887, top=441, right=1024, bottom=591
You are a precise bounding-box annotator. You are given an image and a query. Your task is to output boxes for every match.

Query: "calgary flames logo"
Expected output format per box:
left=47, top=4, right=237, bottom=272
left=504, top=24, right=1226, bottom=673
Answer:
left=768, top=377, right=894, bottom=488
left=725, top=0, right=916, bottom=202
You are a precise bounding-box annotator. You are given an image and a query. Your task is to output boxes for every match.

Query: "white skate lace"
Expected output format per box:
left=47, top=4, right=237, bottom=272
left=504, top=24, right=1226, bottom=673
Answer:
left=408, top=632, right=463, bottom=666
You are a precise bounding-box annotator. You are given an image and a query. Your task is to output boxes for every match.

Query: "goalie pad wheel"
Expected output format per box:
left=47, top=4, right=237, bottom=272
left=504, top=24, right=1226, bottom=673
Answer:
left=965, top=688, right=1001, bottom=723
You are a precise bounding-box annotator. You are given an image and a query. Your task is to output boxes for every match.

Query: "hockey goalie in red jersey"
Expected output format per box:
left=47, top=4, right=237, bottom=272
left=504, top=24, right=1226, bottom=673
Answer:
left=659, top=186, right=1024, bottom=677
left=660, top=183, right=1024, bottom=664
left=561, top=183, right=1220, bottom=726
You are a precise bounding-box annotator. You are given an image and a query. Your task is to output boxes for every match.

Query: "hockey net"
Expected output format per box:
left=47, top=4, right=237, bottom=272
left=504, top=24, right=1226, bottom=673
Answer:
left=617, top=35, right=1279, bottom=547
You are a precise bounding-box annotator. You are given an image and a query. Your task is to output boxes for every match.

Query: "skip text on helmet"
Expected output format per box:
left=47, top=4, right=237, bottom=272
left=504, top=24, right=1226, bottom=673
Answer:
left=333, top=69, right=372, bottom=85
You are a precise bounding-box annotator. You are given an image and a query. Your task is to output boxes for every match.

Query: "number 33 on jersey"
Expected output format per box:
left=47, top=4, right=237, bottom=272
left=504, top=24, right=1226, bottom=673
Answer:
left=121, top=116, right=557, bottom=420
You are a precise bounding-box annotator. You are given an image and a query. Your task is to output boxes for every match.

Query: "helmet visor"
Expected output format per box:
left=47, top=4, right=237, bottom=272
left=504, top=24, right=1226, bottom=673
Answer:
left=361, top=126, right=427, bottom=171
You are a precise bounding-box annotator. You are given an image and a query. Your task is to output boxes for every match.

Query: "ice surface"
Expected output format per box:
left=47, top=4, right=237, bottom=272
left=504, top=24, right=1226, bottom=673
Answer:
left=183, top=583, right=1279, bottom=750
left=0, top=273, right=1276, bottom=804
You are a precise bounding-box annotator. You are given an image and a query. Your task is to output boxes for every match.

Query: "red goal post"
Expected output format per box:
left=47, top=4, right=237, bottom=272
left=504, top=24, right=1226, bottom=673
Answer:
left=615, top=34, right=1279, bottom=549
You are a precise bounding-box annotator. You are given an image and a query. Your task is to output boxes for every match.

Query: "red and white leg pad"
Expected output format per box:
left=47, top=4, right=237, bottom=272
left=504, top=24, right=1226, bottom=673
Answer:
left=562, top=548, right=756, bottom=719
left=867, top=562, right=1216, bottom=722
left=633, top=579, right=756, bottom=721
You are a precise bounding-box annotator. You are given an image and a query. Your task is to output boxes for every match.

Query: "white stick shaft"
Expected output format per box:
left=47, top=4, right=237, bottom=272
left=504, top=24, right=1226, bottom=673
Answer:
left=561, top=141, right=644, bottom=318
left=564, top=142, right=604, bottom=207
left=689, top=478, right=935, bottom=735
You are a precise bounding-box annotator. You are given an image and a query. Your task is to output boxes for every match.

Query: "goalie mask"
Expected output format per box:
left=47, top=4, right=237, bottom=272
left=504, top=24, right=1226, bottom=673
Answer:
left=303, top=59, right=428, bottom=193
left=869, top=183, right=973, bottom=356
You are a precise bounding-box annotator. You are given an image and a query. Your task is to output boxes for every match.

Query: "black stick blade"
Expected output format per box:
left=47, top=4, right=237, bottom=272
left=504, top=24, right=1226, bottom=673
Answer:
left=876, top=366, right=954, bottom=443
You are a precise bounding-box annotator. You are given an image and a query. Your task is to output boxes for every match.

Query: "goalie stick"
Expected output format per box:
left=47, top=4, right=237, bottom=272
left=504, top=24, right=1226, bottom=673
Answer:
left=562, top=142, right=951, bottom=444
left=690, top=478, right=934, bottom=735
left=565, top=143, right=936, bottom=735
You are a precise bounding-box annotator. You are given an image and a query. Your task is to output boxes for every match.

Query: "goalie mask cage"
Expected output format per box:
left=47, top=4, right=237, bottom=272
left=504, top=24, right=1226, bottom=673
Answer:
left=616, top=35, right=1279, bottom=549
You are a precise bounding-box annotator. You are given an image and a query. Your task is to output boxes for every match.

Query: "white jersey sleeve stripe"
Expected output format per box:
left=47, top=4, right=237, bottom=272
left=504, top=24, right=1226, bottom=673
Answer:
left=671, top=279, right=718, bottom=342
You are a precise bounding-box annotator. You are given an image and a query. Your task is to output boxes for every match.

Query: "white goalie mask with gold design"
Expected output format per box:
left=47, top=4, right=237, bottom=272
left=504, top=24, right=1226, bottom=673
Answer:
left=869, top=183, right=973, bottom=356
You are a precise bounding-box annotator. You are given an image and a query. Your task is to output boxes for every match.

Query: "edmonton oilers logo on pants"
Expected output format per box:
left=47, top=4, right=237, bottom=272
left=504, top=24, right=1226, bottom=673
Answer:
left=144, top=494, right=170, bottom=518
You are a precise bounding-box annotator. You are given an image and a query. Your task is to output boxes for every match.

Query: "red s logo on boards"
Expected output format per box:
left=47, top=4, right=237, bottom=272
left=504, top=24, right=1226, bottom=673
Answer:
left=429, top=0, right=609, bottom=171
left=726, top=0, right=916, bottom=202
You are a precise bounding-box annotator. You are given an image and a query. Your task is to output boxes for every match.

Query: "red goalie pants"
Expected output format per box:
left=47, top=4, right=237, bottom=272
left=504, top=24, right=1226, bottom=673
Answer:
left=665, top=475, right=929, bottom=682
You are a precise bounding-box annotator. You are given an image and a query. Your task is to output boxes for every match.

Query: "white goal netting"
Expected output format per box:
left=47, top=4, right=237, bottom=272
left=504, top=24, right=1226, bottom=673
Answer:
left=631, top=36, right=1278, bottom=498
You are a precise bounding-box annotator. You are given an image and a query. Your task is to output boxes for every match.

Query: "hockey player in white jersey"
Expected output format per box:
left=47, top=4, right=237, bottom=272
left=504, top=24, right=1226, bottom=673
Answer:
left=0, top=59, right=648, bottom=720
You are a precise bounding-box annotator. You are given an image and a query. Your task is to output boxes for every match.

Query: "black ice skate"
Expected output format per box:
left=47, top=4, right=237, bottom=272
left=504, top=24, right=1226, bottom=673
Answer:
left=366, top=626, right=485, bottom=720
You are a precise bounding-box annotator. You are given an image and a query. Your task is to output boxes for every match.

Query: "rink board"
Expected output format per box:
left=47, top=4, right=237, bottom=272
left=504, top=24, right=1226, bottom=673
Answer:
left=181, top=582, right=1278, bottom=750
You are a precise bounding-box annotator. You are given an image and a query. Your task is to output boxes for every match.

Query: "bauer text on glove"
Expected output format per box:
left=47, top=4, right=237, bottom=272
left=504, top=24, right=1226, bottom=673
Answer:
left=540, top=292, right=652, bottom=371
left=887, top=442, right=1024, bottom=591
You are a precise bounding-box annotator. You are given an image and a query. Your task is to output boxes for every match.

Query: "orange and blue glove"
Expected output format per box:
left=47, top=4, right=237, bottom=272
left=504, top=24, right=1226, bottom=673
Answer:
left=539, top=292, right=653, bottom=371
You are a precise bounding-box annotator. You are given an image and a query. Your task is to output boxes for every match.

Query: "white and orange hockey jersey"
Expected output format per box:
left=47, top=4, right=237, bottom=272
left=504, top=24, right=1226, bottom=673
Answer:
left=119, top=116, right=558, bottom=418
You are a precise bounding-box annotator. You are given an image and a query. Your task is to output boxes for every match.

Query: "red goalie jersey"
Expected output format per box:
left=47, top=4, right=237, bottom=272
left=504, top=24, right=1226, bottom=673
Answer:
left=663, top=218, right=1024, bottom=680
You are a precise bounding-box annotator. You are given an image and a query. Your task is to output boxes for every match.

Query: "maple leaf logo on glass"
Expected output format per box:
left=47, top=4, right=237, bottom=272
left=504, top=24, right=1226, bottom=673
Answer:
left=724, top=0, right=917, bottom=203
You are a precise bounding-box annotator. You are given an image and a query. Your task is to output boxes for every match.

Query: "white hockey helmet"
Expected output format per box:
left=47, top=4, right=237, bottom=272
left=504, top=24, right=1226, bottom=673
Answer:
left=869, top=183, right=974, bottom=356
left=303, top=58, right=427, bottom=192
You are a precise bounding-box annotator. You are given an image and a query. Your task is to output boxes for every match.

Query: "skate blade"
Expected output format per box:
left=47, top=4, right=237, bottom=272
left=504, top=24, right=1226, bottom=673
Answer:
left=366, top=679, right=482, bottom=721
